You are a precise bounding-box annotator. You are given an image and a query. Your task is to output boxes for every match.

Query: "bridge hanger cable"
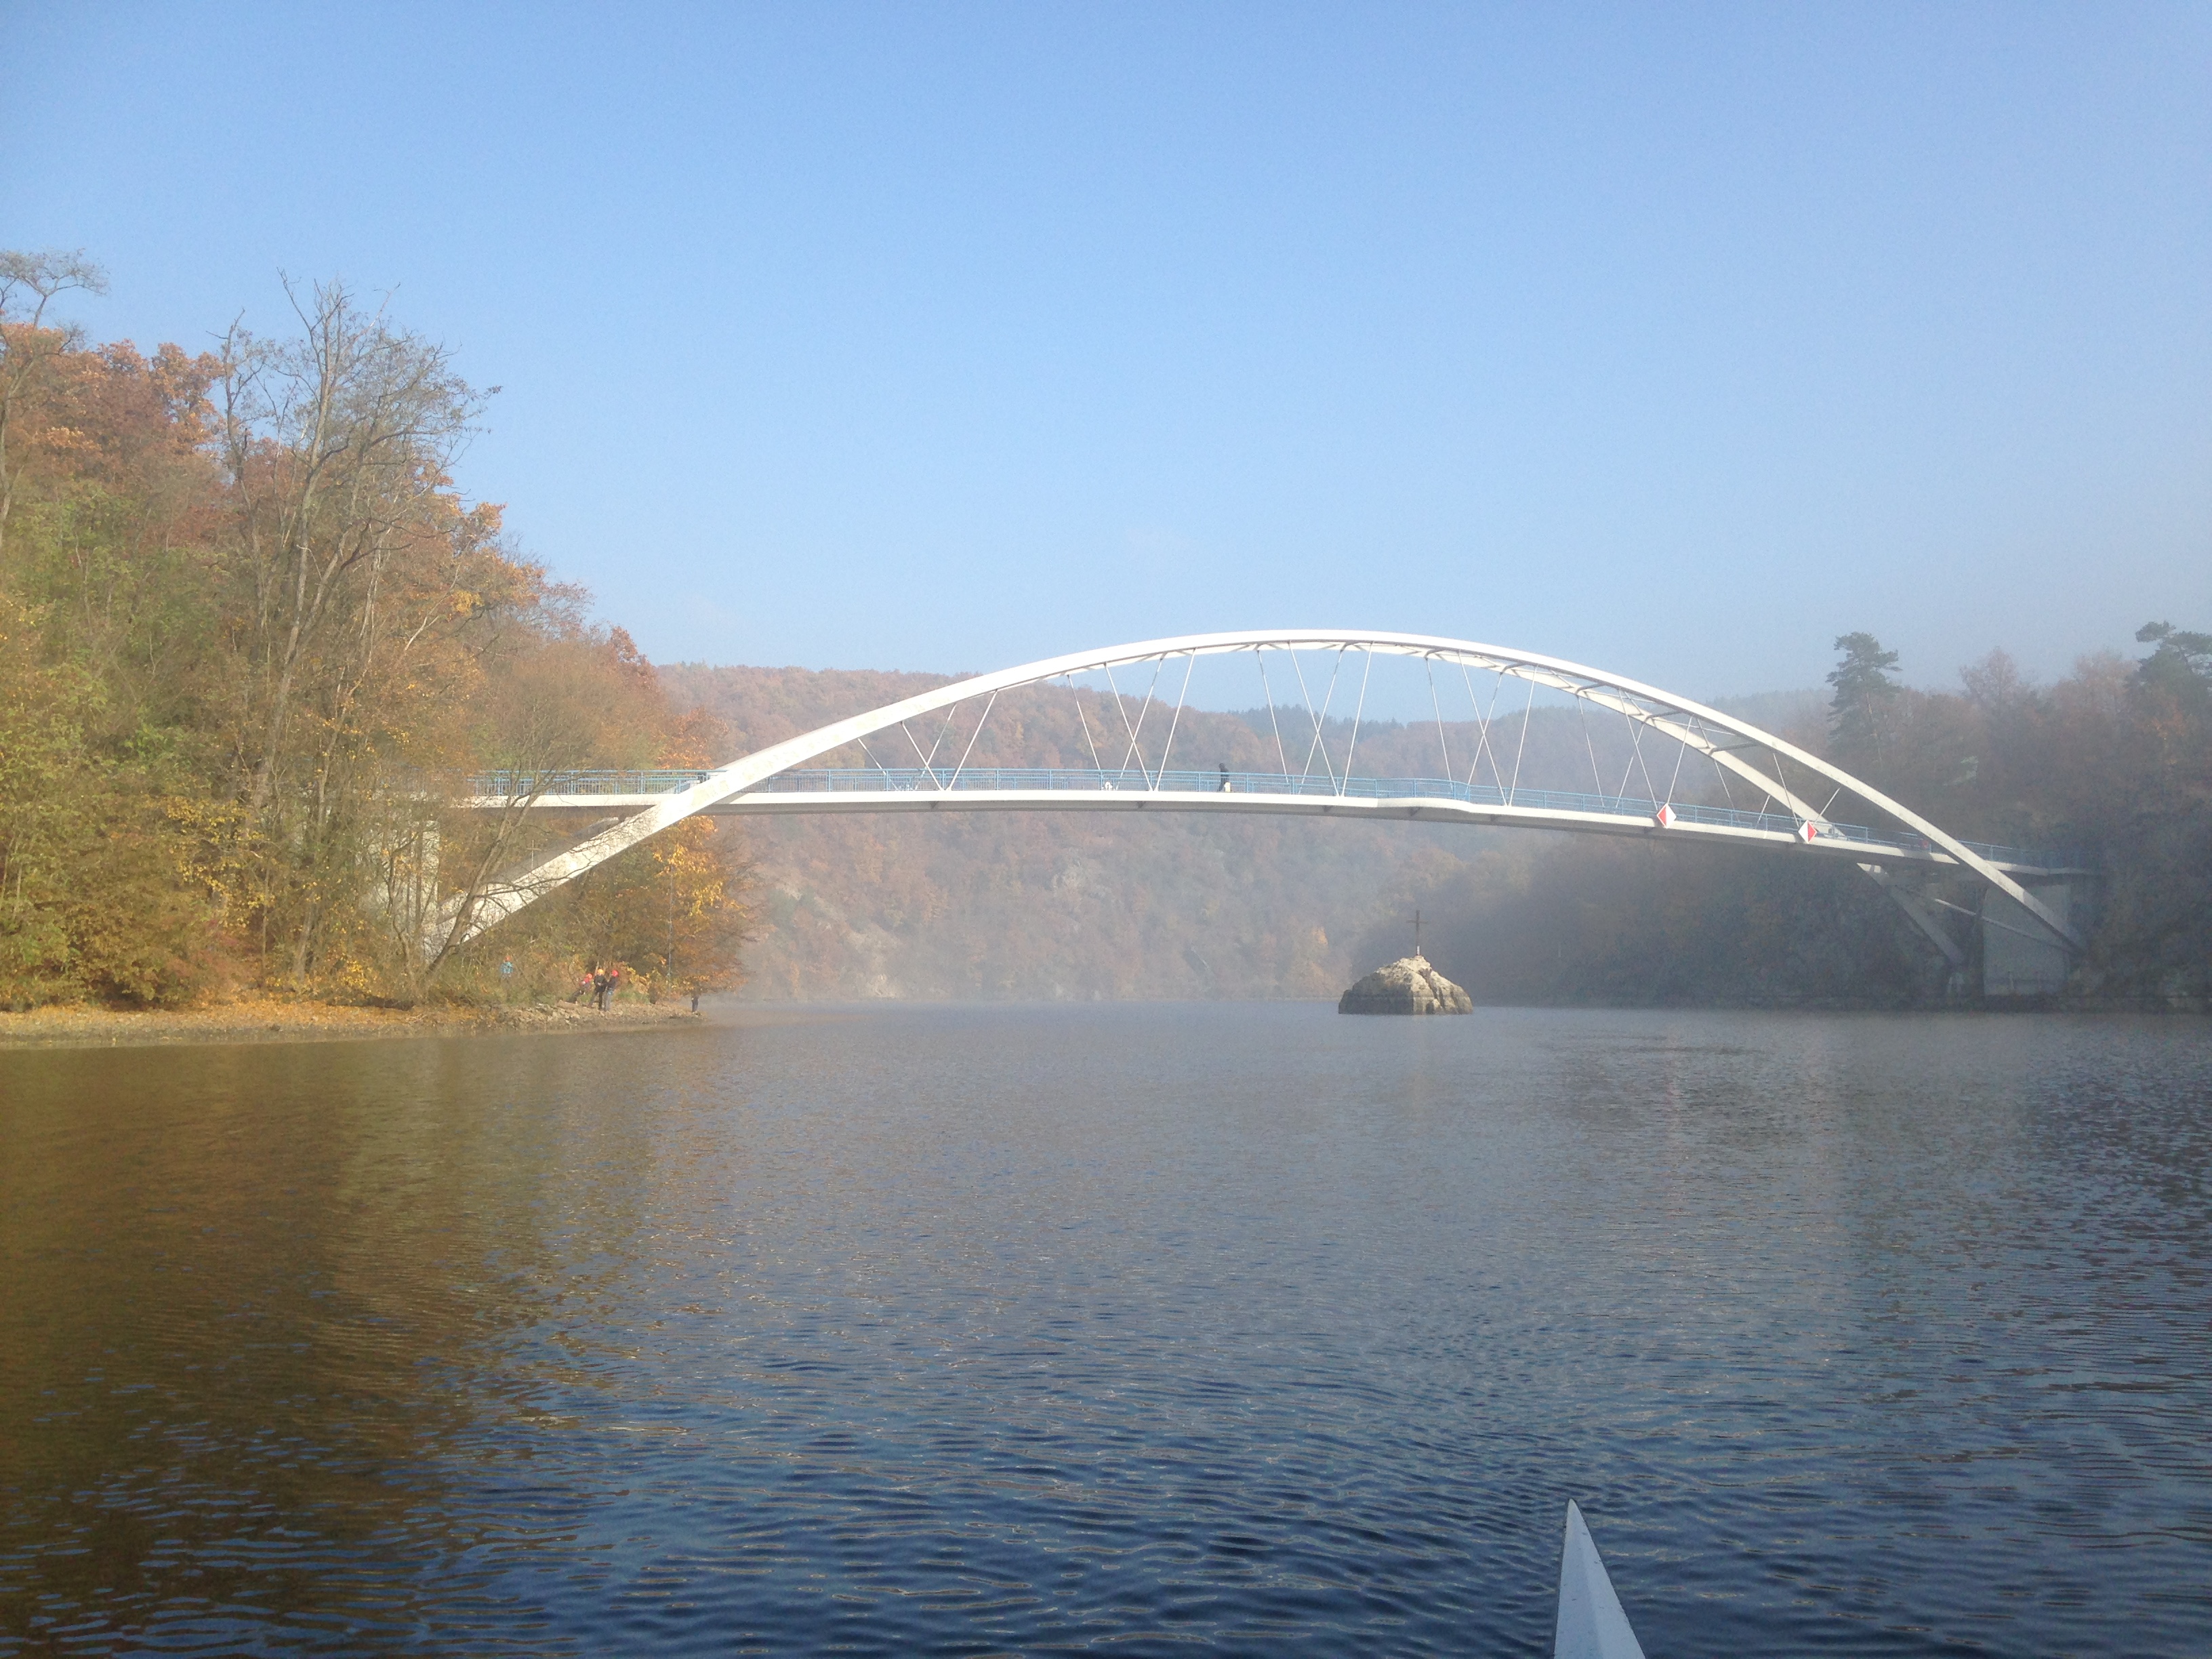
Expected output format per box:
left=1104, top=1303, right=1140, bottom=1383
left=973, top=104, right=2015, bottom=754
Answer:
left=1479, top=664, right=1509, bottom=793
left=1455, top=659, right=1481, bottom=788
left=1290, top=650, right=1340, bottom=789
left=897, top=718, right=937, bottom=774
left=1153, top=653, right=1197, bottom=790
left=1339, top=649, right=1374, bottom=796
left=928, top=701, right=969, bottom=775
left=1099, top=663, right=1127, bottom=772
left=1461, top=660, right=1504, bottom=794
left=1640, top=703, right=1668, bottom=800
left=910, top=697, right=969, bottom=787
left=1286, top=650, right=1317, bottom=783
left=1325, top=649, right=1353, bottom=786
left=1427, top=657, right=1452, bottom=782
left=1256, top=651, right=1290, bottom=776
left=947, top=690, right=997, bottom=791
left=1509, top=675, right=1536, bottom=804
left=1618, top=700, right=1660, bottom=804
left=1132, top=657, right=1164, bottom=773
left=1067, top=677, right=1106, bottom=773
left=1578, top=688, right=1605, bottom=798
left=1767, top=745, right=1795, bottom=817
left=1139, top=658, right=1167, bottom=775
left=1102, top=659, right=1161, bottom=779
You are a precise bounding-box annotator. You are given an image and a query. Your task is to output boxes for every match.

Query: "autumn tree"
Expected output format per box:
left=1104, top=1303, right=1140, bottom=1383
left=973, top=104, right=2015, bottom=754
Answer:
left=422, top=695, right=754, bottom=1007
left=394, top=627, right=672, bottom=998
left=613, top=707, right=752, bottom=1004
left=0, top=592, right=226, bottom=1006
left=203, top=281, right=509, bottom=982
left=0, top=249, right=108, bottom=556
left=0, top=254, right=237, bottom=1005
left=0, top=252, right=757, bottom=1007
left=528, top=819, right=754, bottom=1005
left=216, top=283, right=485, bottom=805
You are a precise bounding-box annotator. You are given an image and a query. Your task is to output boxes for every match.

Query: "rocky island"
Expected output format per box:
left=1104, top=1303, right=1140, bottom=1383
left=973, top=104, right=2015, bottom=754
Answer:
left=1337, top=954, right=1474, bottom=1015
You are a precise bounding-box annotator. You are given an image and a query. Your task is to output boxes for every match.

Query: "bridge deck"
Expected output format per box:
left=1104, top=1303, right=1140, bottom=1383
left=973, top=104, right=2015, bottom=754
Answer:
left=462, top=767, right=2090, bottom=878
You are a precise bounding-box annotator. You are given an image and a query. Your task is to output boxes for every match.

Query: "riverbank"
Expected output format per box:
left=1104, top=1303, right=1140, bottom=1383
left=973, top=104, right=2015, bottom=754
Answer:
left=0, top=996, right=703, bottom=1050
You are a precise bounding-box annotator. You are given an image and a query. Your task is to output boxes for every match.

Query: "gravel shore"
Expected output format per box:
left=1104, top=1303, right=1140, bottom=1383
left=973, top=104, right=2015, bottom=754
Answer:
left=0, top=997, right=703, bottom=1049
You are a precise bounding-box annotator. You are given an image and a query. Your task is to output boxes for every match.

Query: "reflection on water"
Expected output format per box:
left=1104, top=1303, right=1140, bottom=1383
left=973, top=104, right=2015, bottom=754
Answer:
left=3, top=1006, right=2209, bottom=1655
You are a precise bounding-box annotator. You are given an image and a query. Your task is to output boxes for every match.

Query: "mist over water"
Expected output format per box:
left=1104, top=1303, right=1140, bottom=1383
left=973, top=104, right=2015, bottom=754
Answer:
left=4, top=1006, right=2209, bottom=1656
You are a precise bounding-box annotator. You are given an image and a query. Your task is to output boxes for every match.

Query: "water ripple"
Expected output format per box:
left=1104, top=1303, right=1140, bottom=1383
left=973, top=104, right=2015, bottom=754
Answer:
left=3, top=1006, right=2210, bottom=1654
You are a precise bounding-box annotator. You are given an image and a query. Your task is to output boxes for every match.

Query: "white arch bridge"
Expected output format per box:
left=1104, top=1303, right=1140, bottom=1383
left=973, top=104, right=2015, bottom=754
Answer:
left=441, top=630, right=2091, bottom=987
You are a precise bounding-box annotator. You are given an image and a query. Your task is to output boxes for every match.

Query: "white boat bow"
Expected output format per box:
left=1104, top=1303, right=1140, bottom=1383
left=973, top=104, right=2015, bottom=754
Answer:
left=1554, top=1500, right=1647, bottom=1659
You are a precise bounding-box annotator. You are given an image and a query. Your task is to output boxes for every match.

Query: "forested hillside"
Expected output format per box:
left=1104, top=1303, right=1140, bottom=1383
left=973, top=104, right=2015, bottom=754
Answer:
left=1382, top=638, right=2210, bottom=1007
left=665, top=632, right=2211, bottom=1009
left=0, top=255, right=750, bottom=1008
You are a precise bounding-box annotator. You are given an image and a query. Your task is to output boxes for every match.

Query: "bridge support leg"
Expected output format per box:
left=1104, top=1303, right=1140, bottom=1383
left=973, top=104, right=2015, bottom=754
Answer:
left=1858, top=863, right=1970, bottom=993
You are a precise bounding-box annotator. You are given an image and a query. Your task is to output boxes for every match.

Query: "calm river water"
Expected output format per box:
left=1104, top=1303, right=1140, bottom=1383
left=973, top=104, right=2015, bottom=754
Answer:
left=3, top=1004, right=2209, bottom=1656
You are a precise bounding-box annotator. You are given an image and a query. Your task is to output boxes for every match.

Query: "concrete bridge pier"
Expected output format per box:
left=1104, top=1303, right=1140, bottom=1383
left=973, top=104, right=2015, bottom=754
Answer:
left=1858, top=864, right=1975, bottom=1000
left=1860, top=864, right=2094, bottom=1002
left=1982, top=877, right=2092, bottom=1000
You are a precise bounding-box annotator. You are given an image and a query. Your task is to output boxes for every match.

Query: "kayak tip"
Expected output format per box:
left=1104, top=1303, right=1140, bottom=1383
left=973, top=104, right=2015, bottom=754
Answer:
left=1554, top=1499, right=1647, bottom=1659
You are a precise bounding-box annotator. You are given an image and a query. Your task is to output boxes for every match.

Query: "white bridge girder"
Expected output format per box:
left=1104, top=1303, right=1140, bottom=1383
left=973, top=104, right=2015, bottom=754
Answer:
left=487, top=787, right=2069, bottom=875
left=436, top=629, right=2088, bottom=957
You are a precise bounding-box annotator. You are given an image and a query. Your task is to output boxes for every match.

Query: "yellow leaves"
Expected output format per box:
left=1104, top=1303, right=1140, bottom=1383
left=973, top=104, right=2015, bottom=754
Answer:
left=159, top=794, right=257, bottom=880
left=451, top=590, right=481, bottom=616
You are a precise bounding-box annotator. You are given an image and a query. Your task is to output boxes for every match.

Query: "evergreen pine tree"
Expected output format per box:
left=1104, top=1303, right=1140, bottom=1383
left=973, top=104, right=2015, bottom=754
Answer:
left=1828, top=632, right=1900, bottom=764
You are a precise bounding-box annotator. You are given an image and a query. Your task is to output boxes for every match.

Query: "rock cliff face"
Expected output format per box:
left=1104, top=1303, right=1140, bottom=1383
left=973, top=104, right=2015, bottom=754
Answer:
left=1337, top=954, right=1473, bottom=1015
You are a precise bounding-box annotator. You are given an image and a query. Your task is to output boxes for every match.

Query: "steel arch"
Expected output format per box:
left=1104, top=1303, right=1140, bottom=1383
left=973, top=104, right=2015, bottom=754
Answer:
left=441, top=629, right=2083, bottom=953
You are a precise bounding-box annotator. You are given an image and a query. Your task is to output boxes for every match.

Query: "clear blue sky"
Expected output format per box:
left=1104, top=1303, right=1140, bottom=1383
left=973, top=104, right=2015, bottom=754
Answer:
left=6, top=2, right=2207, bottom=699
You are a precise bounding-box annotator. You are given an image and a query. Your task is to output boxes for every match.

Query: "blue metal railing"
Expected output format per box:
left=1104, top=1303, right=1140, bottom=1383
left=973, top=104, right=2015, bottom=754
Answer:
left=466, top=766, right=2089, bottom=872
left=762, top=766, right=1667, bottom=813
left=471, top=769, right=718, bottom=796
